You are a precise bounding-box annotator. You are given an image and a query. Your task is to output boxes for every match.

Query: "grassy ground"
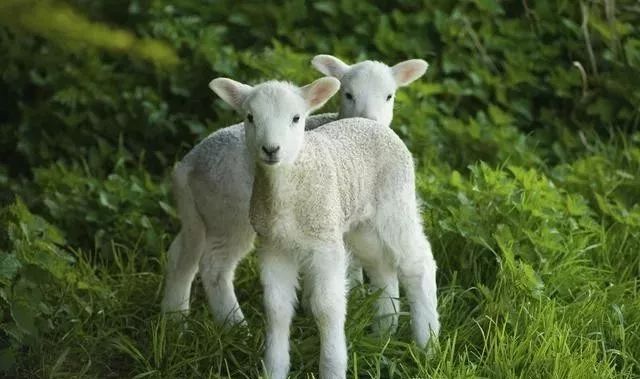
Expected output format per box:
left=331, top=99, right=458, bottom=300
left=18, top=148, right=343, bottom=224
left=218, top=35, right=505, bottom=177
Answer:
left=7, top=124, right=640, bottom=379
left=2, top=1, right=640, bottom=378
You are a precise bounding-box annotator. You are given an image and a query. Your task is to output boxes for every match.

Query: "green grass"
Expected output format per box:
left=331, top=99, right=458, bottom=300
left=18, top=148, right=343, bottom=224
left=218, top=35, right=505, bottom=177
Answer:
left=5, top=128, right=640, bottom=378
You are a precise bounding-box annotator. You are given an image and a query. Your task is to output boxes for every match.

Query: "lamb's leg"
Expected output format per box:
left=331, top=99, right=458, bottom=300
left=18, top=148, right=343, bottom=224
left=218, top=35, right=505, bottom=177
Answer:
left=376, top=204, right=439, bottom=347
left=161, top=163, right=205, bottom=315
left=301, top=252, right=361, bottom=314
left=161, top=229, right=204, bottom=315
left=392, top=231, right=439, bottom=347
left=308, top=245, right=348, bottom=379
left=199, top=232, right=254, bottom=325
left=346, top=228, right=399, bottom=334
left=260, top=249, right=298, bottom=379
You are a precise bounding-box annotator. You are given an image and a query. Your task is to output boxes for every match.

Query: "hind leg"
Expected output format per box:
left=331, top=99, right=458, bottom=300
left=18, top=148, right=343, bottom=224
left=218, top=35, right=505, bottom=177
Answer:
left=347, top=227, right=400, bottom=335
left=376, top=208, right=439, bottom=347
left=199, top=229, right=255, bottom=325
left=397, top=236, right=439, bottom=347
left=161, top=229, right=204, bottom=314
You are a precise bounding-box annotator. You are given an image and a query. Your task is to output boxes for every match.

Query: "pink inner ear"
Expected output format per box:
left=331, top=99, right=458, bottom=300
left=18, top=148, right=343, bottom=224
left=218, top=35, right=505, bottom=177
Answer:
left=398, top=66, right=419, bottom=83
left=309, top=86, right=329, bottom=106
left=309, top=92, right=323, bottom=106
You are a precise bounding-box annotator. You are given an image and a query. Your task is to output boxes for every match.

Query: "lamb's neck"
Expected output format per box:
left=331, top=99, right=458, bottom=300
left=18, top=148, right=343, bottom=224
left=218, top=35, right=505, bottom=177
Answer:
left=254, top=165, right=294, bottom=198
left=250, top=164, right=298, bottom=228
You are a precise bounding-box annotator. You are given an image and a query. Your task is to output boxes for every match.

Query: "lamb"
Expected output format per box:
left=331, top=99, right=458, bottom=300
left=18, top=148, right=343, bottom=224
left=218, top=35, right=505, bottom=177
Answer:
left=311, top=55, right=429, bottom=332
left=209, top=76, right=439, bottom=379
left=160, top=111, right=336, bottom=324
left=311, top=54, right=429, bottom=128
left=161, top=55, right=430, bottom=330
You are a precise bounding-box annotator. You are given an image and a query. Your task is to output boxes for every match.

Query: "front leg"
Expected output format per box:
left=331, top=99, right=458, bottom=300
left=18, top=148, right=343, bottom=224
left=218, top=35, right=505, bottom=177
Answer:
left=301, top=253, right=360, bottom=315
left=307, top=244, right=348, bottom=379
left=260, top=248, right=299, bottom=379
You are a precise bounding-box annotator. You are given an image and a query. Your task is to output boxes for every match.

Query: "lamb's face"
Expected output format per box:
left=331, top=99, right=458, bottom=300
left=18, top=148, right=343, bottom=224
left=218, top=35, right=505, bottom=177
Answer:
left=339, top=61, right=396, bottom=128
left=209, top=77, right=341, bottom=168
left=312, top=55, right=429, bottom=128
left=243, top=83, right=307, bottom=167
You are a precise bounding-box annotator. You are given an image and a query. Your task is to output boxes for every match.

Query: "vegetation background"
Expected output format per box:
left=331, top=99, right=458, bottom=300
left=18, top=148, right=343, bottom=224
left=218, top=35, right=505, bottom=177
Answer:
left=1, top=0, right=640, bottom=377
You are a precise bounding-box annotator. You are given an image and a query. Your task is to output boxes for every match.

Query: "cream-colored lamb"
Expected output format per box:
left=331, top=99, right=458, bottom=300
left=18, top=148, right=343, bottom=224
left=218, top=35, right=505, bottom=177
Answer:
left=210, top=77, right=438, bottom=379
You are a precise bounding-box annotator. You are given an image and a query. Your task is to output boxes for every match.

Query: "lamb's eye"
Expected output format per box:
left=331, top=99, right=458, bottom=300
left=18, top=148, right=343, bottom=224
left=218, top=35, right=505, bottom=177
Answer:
left=292, top=115, right=300, bottom=123
left=247, top=113, right=254, bottom=123
left=345, top=92, right=354, bottom=100
left=386, top=94, right=393, bottom=101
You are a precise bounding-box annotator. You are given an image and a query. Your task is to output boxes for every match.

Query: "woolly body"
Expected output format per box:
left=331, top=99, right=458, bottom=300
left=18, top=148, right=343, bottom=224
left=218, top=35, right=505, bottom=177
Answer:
left=209, top=78, right=438, bottom=379
left=162, top=56, right=430, bottom=330
left=161, top=112, right=338, bottom=323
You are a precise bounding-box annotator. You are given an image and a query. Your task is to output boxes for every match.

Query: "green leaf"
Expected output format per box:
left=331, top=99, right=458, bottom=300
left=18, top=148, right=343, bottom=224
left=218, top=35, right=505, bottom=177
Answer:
left=0, top=253, right=21, bottom=283
left=0, top=348, right=16, bottom=371
left=10, top=301, right=37, bottom=336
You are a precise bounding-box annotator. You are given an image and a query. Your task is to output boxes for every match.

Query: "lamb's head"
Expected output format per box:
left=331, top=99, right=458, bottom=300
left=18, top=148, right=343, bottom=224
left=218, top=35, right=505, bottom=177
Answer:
left=312, top=55, right=428, bottom=128
left=209, top=77, right=340, bottom=167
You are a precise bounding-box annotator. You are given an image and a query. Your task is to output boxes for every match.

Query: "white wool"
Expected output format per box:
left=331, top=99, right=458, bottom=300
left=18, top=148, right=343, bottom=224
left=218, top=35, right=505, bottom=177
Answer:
left=160, top=113, right=338, bottom=323
left=208, top=78, right=438, bottom=379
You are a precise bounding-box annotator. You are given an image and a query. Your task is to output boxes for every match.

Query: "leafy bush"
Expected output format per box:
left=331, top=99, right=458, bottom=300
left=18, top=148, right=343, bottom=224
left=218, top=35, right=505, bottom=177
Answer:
left=33, top=156, right=174, bottom=255
left=0, top=199, right=107, bottom=370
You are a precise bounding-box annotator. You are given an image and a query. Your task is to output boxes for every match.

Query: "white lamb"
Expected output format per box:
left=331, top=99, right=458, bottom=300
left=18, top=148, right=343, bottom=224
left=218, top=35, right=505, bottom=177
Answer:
left=161, top=55, right=430, bottom=330
left=160, top=111, right=335, bottom=324
left=311, top=55, right=429, bottom=331
left=209, top=76, right=439, bottom=379
left=311, top=54, right=429, bottom=129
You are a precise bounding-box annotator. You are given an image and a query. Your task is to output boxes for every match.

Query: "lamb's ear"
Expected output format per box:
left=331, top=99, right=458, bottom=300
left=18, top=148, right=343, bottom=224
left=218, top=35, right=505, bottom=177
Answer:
left=311, top=55, right=350, bottom=79
left=391, top=59, right=429, bottom=87
left=301, top=77, right=341, bottom=113
left=208, top=78, right=252, bottom=112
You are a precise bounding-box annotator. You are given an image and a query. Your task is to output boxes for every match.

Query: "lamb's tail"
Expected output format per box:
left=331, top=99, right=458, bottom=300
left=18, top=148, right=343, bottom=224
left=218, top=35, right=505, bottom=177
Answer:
left=161, top=161, right=206, bottom=314
left=172, top=162, right=205, bottom=246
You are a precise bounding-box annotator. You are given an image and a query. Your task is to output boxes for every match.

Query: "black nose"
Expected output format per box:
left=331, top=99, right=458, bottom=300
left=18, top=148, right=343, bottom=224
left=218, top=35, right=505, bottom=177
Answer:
left=262, top=145, right=280, bottom=157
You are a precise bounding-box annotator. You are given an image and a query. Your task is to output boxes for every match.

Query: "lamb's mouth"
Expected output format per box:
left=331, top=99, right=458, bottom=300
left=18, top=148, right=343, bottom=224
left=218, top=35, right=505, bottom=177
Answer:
left=261, top=158, right=280, bottom=166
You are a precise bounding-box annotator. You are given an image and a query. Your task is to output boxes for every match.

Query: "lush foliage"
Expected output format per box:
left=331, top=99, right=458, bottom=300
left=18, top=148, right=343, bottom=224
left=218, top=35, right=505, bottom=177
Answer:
left=1, top=0, right=639, bottom=377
